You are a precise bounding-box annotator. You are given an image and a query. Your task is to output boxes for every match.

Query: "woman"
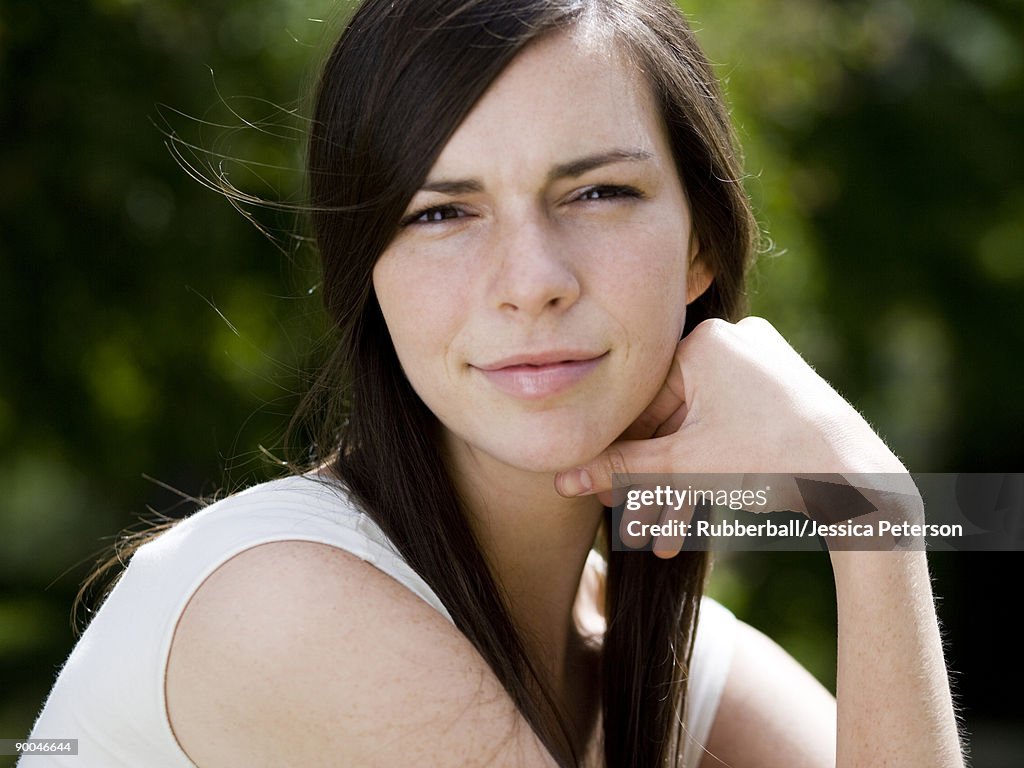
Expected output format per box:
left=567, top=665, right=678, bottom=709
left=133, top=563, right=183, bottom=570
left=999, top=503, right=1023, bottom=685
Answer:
left=21, top=0, right=964, bottom=766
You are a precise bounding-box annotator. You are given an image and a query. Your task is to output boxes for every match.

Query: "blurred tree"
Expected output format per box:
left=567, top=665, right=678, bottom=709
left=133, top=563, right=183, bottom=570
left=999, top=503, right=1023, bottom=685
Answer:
left=0, top=0, right=337, bottom=751
left=1, top=0, right=1020, bottom=763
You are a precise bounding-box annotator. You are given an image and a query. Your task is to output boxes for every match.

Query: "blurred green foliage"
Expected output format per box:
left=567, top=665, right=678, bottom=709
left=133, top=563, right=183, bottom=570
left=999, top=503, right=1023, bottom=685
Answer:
left=1, top=0, right=1021, bottom=764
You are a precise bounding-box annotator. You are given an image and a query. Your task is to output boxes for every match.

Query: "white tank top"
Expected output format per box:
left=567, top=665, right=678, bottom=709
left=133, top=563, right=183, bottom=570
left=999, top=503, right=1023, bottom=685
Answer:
left=21, top=473, right=736, bottom=767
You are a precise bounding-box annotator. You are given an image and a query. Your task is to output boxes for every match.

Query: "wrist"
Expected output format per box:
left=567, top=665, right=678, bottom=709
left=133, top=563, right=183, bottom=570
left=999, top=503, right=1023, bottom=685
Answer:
left=814, top=478, right=925, bottom=553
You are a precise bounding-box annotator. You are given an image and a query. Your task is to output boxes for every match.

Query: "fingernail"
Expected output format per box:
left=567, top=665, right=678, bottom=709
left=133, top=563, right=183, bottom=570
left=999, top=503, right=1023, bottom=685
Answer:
left=560, top=468, right=593, bottom=497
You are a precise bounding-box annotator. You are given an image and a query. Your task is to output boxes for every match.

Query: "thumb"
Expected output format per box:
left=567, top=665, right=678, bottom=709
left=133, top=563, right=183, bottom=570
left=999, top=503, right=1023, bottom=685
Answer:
left=554, top=436, right=677, bottom=498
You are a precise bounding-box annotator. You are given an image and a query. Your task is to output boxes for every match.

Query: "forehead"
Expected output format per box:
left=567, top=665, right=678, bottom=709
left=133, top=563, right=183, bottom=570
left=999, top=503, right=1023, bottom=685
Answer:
left=428, top=25, right=670, bottom=180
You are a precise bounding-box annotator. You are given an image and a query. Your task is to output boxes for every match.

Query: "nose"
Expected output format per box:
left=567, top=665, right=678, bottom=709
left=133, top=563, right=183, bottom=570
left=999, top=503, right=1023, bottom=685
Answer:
left=489, top=213, right=581, bottom=318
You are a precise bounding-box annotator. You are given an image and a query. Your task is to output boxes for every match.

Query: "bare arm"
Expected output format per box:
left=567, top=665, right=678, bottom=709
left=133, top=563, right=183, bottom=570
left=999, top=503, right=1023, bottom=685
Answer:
left=165, top=540, right=559, bottom=767
left=700, top=620, right=837, bottom=768
left=829, top=548, right=963, bottom=767
left=556, top=317, right=967, bottom=767
left=699, top=551, right=963, bottom=768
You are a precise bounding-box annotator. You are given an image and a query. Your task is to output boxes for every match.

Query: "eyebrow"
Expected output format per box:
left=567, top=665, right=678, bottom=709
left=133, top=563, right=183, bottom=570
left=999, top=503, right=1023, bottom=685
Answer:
left=417, top=147, right=654, bottom=195
left=547, top=148, right=653, bottom=183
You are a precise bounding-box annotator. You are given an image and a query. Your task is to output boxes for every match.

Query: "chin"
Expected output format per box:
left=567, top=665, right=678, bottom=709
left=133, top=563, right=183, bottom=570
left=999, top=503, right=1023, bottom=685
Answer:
left=485, top=423, right=617, bottom=476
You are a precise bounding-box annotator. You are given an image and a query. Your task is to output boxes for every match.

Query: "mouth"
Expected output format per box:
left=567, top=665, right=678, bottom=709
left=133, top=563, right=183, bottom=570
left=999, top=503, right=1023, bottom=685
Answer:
left=473, top=351, right=608, bottom=400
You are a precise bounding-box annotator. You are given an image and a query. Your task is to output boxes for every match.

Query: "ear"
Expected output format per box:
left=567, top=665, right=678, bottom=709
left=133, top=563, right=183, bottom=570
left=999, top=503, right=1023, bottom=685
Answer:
left=685, top=236, right=713, bottom=304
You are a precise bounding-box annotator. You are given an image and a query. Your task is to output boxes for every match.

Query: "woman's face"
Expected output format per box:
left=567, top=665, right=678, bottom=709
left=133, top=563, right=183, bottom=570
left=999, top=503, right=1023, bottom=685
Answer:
left=373, top=28, right=707, bottom=476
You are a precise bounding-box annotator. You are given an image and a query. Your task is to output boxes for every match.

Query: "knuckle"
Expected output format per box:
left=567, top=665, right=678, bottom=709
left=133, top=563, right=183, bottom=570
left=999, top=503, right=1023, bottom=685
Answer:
left=693, top=317, right=730, bottom=336
left=687, top=317, right=731, bottom=347
left=737, top=314, right=761, bottom=326
left=605, top=446, right=631, bottom=486
left=738, top=315, right=777, bottom=335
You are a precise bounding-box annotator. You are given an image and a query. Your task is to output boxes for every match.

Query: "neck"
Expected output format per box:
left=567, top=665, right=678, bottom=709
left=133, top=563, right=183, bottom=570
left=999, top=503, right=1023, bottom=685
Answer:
left=445, top=439, right=605, bottom=690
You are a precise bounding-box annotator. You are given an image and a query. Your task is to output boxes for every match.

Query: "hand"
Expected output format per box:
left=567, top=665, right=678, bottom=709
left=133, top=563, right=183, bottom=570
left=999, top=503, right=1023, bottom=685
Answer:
left=554, top=317, right=919, bottom=553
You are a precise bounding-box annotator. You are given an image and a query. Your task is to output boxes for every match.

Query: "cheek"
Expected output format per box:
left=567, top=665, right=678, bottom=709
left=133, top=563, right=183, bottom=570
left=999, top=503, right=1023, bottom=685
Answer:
left=592, top=229, right=690, bottom=420
left=595, top=228, right=690, bottom=343
left=372, top=253, right=467, bottom=383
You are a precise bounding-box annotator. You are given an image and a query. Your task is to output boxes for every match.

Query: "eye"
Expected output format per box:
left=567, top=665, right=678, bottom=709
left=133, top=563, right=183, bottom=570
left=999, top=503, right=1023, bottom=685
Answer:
left=574, top=185, right=643, bottom=203
left=401, top=204, right=466, bottom=226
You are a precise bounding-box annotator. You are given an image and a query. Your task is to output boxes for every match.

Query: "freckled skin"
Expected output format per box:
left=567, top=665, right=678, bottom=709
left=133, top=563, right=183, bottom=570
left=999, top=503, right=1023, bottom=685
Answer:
left=373, top=28, right=707, bottom=479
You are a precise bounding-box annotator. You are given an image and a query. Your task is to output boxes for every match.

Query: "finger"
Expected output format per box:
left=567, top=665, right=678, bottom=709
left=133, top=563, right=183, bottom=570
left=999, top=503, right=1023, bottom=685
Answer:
left=652, top=500, right=695, bottom=558
left=618, top=483, right=667, bottom=550
left=554, top=436, right=676, bottom=498
left=620, top=358, right=688, bottom=441
left=652, top=402, right=687, bottom=438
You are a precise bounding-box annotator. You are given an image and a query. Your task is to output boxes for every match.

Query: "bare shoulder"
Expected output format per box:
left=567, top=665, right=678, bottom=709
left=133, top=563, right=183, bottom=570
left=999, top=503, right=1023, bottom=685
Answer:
left=166, top=540, right=557, bottom=768
left=699, top=620, right=837, bottom=768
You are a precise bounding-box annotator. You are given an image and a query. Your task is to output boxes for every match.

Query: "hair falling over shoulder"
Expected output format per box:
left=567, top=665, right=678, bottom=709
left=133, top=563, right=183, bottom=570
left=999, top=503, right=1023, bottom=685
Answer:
left=290, top=2, right=755, bottom=766
left=80, top=2, right=756, bottom=766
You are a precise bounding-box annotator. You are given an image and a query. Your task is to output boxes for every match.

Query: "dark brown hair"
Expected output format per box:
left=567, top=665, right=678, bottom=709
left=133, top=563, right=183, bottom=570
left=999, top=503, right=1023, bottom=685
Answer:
left=79, top=1, right=755, bottom=766
left=293, top=1, right=756, bottom=766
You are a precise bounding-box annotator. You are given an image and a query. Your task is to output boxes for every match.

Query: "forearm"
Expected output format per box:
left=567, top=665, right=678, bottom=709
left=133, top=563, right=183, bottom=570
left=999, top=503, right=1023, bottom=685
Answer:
left=830, top=547, right=964, bottom=768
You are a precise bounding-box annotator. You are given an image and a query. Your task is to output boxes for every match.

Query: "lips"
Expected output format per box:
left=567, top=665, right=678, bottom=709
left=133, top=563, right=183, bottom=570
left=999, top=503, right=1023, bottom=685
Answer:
left=474, top=351, right=607, bottom=400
